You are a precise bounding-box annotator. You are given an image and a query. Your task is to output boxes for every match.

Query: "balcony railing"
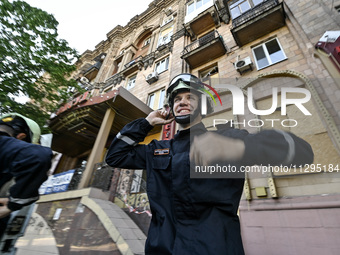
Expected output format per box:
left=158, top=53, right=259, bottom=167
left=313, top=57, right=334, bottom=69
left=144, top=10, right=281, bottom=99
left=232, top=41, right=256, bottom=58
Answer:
left=181, top=30, right=227, bottom=56
left=104, top=71, right=125, bottom=87
left=232, top=0, right=280, bottom=28
left=124, top=56, right=143, bottom=69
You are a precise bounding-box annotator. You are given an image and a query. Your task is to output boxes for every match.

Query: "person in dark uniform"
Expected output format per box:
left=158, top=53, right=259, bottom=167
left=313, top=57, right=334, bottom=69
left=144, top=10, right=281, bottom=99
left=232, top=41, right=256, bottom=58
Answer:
left=0, top=113, right=52, bottom=238
left=106, top=73, right=314, bottom=255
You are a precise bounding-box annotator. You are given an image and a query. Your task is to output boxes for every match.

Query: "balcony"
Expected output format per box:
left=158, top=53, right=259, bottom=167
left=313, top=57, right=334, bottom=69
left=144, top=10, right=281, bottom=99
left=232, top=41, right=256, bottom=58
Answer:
left=231, top=0, right=285, bottom=47
left=181, top=30, right=228, bottom=68
left=83, top=61, right=102, bottom=81
left=105, top=72, right=125, bottom=86
left=122, top=56, right=143, bottom=76
left=184, top=3, right=220, bottom=38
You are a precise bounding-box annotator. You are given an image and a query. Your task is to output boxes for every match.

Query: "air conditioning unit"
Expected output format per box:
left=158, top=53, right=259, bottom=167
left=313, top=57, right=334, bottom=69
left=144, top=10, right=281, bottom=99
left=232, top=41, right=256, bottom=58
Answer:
left=146, top=72, right=159, bottom=84
left=80, top=77, right=90, bottom=84
left=234, top=56, right=253, bottom=74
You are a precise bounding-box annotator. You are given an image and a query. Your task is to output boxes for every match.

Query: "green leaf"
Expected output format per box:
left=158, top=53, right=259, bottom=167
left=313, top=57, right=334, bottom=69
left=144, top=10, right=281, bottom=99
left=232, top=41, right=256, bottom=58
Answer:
left=0, top=0, right=81, bottom=133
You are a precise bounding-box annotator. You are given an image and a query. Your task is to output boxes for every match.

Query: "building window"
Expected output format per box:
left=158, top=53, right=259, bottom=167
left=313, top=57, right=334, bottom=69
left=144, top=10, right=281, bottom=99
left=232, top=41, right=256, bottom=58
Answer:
left=143, top=37, right=151, bottom=47
left=200, top=65, right=219, bottom=79
left=157, top=26, right=173, bottom=47
left=162, top=16, right=174, bottom=26
left=147, top=88, right=166, bottom=110
left=185, top=0, right=213, bottom=23
left=187, top=0, right=212, bottom=15
left=158, top=89, right=165, bottom=109
left=112, top=57, right=122, bottom=75
left=229, top=0, right=264, bottom=19
left=126, top=75, right=136, bottom=90
left=252, top=38, right=287, bottom=70
left=147, top=93, right=155, bottom=108
left=155, top=57, right=169, bottom=74
left=200, top=65, right=219, bottom=86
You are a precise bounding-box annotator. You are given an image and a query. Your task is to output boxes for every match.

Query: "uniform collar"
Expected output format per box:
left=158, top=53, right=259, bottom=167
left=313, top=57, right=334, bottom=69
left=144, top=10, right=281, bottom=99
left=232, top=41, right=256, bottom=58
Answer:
left=174, top=122, right=207, bottom=139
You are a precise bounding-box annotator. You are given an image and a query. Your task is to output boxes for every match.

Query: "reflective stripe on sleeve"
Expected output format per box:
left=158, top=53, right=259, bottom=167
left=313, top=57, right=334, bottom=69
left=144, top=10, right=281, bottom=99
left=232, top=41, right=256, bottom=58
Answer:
left=9, top=196, right=39, bottom=205
left=275, top=130, right=295, bottom=165
left=116, top=132, right=138, bottom=146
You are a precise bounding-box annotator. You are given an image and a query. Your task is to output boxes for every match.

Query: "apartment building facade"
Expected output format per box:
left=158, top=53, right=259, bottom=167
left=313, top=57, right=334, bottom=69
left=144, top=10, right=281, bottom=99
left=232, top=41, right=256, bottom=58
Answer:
left=19, top=0, right=340, bottom=254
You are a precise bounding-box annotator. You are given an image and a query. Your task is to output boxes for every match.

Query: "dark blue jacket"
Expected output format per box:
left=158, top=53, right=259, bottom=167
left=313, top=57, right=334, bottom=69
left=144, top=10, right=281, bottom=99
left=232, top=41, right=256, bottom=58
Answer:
left=106, top=118, right=313, bottom=255
left=0, top=135, right=52, bottom=211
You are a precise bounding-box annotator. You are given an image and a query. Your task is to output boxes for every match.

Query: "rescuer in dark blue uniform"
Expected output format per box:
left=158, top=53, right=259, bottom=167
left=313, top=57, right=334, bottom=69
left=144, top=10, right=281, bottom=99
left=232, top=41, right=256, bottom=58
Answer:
left=106, top=73, right=314, bottom=255
left=0, top=113, right=52, bottom=238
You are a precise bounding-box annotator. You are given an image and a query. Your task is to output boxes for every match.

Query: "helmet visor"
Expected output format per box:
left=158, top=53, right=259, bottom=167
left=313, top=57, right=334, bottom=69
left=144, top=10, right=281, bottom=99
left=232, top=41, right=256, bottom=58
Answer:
left=167, top=74, right=204, bottom=96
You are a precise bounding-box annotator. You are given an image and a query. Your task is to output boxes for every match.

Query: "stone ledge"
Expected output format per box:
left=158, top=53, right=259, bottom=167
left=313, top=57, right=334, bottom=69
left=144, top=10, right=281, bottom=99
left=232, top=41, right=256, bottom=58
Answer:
left=81, top=196, right=146, bottom=255
left=37, top=188, right=109, bottom=203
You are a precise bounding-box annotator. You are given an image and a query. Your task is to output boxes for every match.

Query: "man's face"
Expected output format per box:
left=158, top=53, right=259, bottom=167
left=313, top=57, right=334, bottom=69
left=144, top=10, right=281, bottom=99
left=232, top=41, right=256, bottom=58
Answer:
left=173, top=91, right=199, bottom=117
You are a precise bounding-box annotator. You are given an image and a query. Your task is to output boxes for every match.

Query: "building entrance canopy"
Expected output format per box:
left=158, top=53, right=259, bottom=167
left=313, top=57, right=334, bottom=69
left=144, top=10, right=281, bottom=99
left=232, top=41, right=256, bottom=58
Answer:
left=49, top=87, right=154, bottom=157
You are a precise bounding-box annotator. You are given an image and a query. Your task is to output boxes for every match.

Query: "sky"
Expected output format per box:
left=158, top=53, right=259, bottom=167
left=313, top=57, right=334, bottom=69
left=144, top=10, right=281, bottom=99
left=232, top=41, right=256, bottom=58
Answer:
left=24, top=0, right=154, bottom=54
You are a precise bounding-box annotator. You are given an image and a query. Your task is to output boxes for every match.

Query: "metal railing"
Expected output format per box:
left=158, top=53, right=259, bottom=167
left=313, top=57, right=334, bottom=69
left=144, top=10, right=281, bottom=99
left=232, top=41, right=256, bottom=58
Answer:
left=67, top=163, right=115, bottom=191
left=90, top=162, right=115, bottom=191
left=181, top=30, right=226, bottom=56
left=232, top=0, right=280, bottom=28
left=124, top=56, right=143, bottom=69
left=68, top=163, right=147, bottom=194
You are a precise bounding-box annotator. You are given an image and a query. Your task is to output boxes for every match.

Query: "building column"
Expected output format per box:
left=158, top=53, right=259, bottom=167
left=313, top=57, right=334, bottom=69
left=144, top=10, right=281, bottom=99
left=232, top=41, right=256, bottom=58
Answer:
left=96, top=41, right=121, bottom=83
left=78, top=108, right=116, bottom=189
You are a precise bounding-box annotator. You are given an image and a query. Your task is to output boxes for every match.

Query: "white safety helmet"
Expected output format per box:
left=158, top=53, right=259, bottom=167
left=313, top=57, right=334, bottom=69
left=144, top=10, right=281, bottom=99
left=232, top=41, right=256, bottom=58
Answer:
left=165, top=73, right=215, bottom=124
left=0, top=113, right=41, bottom=144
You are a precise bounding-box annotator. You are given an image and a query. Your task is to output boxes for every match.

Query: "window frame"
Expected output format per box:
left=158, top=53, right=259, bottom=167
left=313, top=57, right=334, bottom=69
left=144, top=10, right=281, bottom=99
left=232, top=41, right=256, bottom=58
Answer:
left=251, top=38, right=287, bottom=70
left=147, top=93, right=155, bottom=108
left=186, top=0, right=212, bottom=15
left=229, top=0, right=264, bottom=19
left=154, top=56, right=170, bottom=74
left=157, top=26, right=173, bottom=47
left=147, top=88, right=166, bottom=110
left=143, top=37, right=151, bottom=47
left=162, top=16, right=174, bottom=26
left=158, top=89, right=166, bottom=109
left=126, top=74, right=137, bottom=90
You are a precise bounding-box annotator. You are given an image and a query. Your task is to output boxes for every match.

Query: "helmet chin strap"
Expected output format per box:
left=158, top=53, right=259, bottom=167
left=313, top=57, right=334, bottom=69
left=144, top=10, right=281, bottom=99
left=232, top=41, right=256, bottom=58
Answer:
left=174, top=107, right=200, bottom=125
left=174, top=114, right=191, bottom=124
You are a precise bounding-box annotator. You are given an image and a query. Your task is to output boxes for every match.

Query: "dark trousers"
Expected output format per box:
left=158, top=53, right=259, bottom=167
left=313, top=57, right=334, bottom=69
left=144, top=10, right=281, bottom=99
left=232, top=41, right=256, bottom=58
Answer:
left=0, top=215, right=10, bottom=239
